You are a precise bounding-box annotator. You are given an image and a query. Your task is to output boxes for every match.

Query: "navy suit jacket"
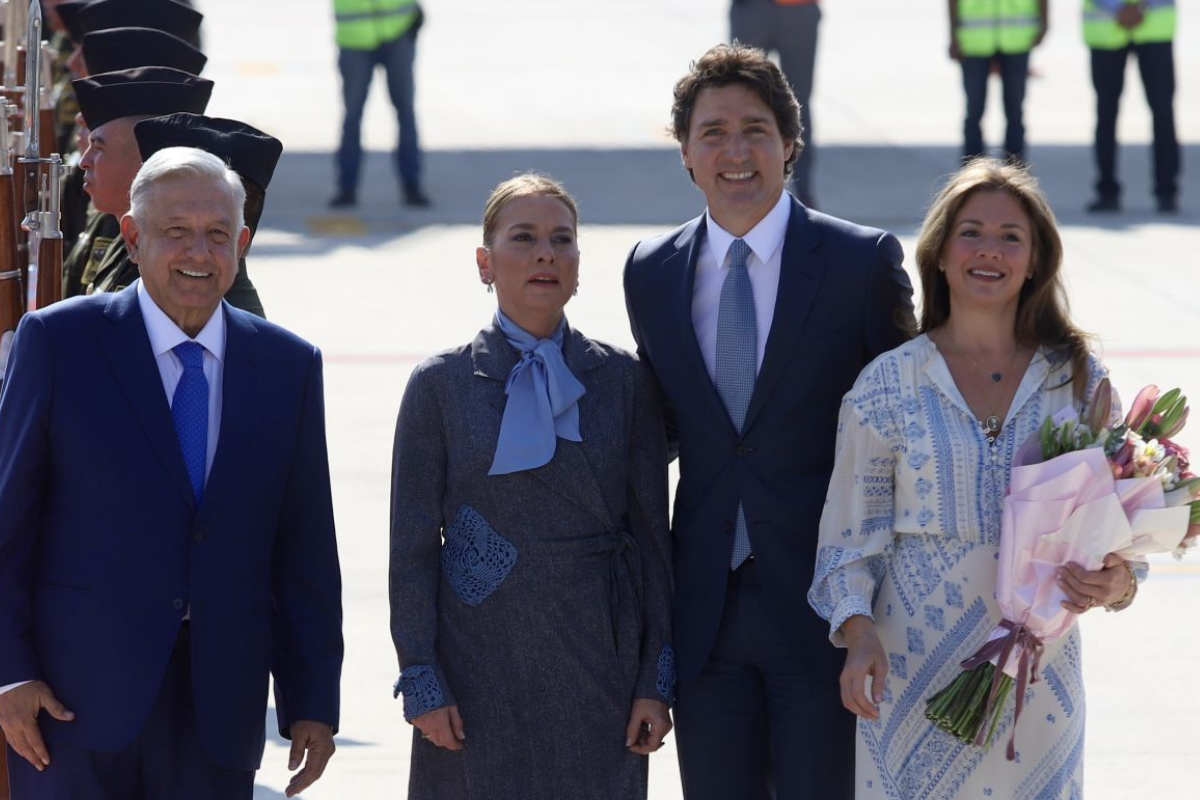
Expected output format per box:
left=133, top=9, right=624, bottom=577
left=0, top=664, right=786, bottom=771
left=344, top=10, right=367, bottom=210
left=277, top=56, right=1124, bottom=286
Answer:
left=623, top=196, right=915, bottom=684
left=0, top=286, right=343, bottom=771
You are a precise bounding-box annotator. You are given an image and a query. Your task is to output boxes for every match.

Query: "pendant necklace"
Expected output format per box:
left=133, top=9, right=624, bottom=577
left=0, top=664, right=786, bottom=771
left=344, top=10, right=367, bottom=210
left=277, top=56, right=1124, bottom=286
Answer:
left=942, top=334, right=1022, bottom=442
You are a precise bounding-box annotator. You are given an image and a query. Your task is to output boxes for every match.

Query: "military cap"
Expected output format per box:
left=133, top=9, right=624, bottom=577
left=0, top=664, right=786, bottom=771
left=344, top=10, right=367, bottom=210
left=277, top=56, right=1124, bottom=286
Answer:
left=77, top=0, right=203, bottom=43
left=81, top=27, right=206, bottom=76
left=73, top=66, right=213, bottom=130
left=55, top=1, right=92, bottom=44
left=135, top=114, right=284, bottom=191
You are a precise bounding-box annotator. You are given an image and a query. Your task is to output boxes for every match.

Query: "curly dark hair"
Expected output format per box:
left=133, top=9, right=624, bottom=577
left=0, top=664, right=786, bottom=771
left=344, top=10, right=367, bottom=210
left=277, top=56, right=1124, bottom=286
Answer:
left=670, top=42, right=803, bottom=179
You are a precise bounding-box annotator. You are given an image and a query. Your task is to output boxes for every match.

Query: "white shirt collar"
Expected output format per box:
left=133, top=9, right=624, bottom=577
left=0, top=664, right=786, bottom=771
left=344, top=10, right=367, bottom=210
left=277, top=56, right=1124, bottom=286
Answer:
left=136, top=279, right=226, bottom=362
left=704, top=190, right=792, bottom=269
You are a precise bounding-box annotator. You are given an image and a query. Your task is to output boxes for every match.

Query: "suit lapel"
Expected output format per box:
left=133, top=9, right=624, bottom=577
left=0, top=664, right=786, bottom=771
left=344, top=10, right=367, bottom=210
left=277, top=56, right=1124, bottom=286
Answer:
left=472, top=324, right=613, bottom=528
left=198, top=303, right=256, bottom=510
left=100, top=287, right=196, bottom=510
left=744, top=198, right=826, bottom=431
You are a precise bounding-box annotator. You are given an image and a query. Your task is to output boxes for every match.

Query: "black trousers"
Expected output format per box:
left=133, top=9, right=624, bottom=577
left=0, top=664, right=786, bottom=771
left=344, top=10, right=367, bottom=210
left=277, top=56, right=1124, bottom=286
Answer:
left=6, top=626, right=255, bottom=800
left=1090, top=40, right=1179, bottom=201
left=673, top=560, right=855, bottom=800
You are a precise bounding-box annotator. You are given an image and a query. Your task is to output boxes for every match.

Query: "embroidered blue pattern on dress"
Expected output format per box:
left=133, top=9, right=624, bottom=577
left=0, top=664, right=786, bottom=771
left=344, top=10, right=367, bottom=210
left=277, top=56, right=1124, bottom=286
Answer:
left=812, top=343, right=1111, bottom=799
left=394, top=665, right=444, bottom=721
left=656, top=644, right=676, bottom=704
left=441, top=505, right=518, bottom=607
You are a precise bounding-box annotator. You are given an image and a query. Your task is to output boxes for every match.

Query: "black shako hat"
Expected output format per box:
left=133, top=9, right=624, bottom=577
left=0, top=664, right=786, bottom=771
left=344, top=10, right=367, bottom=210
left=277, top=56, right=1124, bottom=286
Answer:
left=81, top=27, right=207, bottom=76
left=73, top=66, right=213, bottom=130
left=77, top=0, right=203, bottom=44
left=134, top=113, right=283, bottom=191
left=55, top=1, right=92, bottom=45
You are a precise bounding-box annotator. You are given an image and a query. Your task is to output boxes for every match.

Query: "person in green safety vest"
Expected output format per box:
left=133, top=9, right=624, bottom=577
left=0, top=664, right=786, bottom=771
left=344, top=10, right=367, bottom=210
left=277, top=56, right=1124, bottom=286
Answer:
left=330, top=0, right=430, bottom=210
left=948, top=0, right=1048, bottom=164
left=1083, top=0, right=1179, bottom=213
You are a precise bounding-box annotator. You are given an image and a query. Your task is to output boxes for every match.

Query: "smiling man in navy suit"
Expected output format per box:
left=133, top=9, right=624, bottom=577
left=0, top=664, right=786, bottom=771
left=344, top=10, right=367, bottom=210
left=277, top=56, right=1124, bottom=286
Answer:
left=624, top=44, right=915, bottom=800
left=0, top=147, right=342, bottom=800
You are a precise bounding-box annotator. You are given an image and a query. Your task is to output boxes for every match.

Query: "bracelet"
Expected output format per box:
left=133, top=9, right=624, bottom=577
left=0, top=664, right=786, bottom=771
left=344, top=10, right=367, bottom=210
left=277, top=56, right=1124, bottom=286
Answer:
left=1104, top=561, right=1138, bottom=611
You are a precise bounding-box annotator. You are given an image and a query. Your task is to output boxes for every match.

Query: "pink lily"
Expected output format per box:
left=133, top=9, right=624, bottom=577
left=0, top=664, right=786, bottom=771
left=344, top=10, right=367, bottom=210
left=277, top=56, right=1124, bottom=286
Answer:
left=1125, top=385, right=1160, bottom=431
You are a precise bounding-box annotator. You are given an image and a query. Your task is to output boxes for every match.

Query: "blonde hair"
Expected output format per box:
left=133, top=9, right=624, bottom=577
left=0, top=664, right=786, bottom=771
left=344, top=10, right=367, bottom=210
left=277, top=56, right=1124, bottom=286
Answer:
left=481, top=173, right=579, bottom=246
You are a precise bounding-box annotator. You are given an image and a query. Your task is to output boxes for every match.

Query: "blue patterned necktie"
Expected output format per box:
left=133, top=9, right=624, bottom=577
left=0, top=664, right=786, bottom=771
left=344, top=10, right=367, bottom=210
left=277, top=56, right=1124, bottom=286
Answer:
left=716, top=238, right=756, bottom=569
left=172, top=342, right=208, bottom=503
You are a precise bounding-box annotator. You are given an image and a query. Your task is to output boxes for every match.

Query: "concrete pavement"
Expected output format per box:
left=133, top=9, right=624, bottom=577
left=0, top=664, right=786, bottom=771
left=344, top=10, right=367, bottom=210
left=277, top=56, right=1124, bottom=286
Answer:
left=193, top=1, right=1198, bottom=796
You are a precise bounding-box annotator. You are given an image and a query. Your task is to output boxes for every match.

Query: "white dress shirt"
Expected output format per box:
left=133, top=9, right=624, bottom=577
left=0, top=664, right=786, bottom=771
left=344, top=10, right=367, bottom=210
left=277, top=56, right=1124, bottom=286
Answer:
left=137, top=280, right=225, bottom=482
left=691, top=191, right=792, bottom=383
left=0, top=284, right=225, bottom=696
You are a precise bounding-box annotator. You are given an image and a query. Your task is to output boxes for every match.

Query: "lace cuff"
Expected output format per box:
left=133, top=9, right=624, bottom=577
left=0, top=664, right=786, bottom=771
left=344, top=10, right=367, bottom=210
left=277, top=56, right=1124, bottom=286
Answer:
left=393, top=665, right=447, bottom=721
left=655, top=644, right=675, bottom=705
left=828, top=596, right=875, bottom=648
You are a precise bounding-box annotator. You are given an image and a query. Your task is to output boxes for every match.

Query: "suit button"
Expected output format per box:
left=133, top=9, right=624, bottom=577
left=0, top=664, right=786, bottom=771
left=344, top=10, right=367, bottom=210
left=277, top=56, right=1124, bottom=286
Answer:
left=192, top=527, right=203, bottom=544
left=723, top=519, right=734, bottom=533
left=736, top=445, right=752, bottom=457
left=172, top=598, right=184, bottom=611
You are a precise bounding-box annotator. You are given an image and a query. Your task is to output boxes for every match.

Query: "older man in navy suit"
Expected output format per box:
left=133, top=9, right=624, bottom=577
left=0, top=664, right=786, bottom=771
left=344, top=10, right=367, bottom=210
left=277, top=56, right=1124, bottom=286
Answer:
left=624, top=44, right=915, bottom=800
left=0, top=147, right=342, bottom=799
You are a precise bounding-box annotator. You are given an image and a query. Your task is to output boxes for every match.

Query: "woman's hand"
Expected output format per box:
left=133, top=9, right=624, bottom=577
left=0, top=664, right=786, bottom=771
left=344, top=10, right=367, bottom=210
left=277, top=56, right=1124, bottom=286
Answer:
left=625, top=698, right=672, bottom=754
left=1057, top=553, right=1134, bottom=613
left=412, top=705, right=465, bottom=751
left=840, top=615, right=888, bottom=720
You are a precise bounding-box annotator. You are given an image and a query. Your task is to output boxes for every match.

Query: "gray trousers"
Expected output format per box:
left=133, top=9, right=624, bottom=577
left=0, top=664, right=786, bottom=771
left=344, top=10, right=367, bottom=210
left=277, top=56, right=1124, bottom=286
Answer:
left=730, top=0, right=821, bottom=205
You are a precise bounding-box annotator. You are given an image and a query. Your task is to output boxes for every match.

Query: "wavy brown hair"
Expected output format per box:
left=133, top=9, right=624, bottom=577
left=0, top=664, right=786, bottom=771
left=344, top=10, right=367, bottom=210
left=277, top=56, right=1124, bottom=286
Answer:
left=670, top=42, right=803, bottom=180
left=915, top=158, right=1091, bottom=399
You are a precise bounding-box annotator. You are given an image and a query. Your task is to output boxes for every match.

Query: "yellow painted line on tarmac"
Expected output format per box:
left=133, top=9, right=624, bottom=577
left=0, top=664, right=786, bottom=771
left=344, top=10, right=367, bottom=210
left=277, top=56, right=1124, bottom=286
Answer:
left=305, top=216, right=368, bottom=236
left=234, top=62, right=281, bottom=76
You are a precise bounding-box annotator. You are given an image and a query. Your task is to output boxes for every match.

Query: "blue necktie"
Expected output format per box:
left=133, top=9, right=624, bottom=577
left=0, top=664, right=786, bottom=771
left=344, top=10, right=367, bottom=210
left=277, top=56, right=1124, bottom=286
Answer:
left=716, top=239, right=756, bottom=570
left=172, top=342, right=208, bottom=503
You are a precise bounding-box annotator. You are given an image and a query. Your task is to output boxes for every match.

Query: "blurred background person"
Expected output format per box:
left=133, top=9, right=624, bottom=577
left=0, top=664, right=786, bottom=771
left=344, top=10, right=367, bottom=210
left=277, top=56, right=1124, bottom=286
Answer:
left=1083, top=0, right=1179, bottom=213
left=330, top=0, right=429, bottom=209
left=390, top=174, right=674, bottom=800
left=730, top=0, right=821, bottom=208
left=948, top=0, right=1048, bottom=165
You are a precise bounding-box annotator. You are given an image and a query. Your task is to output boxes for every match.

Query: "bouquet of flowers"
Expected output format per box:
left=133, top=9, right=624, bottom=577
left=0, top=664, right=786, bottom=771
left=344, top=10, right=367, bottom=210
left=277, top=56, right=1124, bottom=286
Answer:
left=925, top=380, right=1200, bottom=758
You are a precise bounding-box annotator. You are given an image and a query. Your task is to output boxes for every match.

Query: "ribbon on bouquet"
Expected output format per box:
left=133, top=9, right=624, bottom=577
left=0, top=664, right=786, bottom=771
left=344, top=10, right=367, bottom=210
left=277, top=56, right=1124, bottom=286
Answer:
left=960, top=619, right=1045, bottom=760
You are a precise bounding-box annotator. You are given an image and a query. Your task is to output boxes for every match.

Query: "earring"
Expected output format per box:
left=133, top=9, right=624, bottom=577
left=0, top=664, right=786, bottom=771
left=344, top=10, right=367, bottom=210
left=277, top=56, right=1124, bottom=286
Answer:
left=482, top=275, right=494, bottom=293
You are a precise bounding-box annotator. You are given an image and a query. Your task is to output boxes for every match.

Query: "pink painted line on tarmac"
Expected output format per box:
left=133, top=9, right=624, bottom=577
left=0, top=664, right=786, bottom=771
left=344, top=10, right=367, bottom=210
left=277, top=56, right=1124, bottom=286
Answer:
left=324, top=352, right=427, bottom=365
left=323, top=349, right=1200, bottom=365
left=1104, top=349, right=1200, bottom=359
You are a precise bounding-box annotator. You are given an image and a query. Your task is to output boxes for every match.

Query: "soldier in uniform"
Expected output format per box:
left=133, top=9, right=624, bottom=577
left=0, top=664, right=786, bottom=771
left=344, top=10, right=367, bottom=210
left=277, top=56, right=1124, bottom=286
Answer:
left=62, top=30, right=208, bottom=298
left=133, top=113, right=284, bottom=314
left=75, top=68, right=268, bottom=317
left=53, top=0, right=205, bottom=258
left=69, top=67, right=210, bottom=295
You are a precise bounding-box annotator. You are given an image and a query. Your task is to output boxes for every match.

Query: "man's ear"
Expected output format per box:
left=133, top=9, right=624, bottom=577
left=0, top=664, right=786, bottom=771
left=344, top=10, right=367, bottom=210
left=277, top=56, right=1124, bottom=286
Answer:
left=236, top=225, right=251, bottom=259
left=119, top=214, right=140, bottom=263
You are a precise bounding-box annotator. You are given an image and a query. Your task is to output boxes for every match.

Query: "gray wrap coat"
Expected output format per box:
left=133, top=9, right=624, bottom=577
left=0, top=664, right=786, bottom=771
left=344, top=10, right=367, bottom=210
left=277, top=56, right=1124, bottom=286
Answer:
left=389, top=323, right=674, bottom=800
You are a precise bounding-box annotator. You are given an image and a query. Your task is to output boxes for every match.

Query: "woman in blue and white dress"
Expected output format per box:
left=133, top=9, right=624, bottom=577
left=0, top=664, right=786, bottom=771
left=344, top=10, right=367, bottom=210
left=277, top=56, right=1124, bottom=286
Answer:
left=809, top=159, right=1140, bottom=799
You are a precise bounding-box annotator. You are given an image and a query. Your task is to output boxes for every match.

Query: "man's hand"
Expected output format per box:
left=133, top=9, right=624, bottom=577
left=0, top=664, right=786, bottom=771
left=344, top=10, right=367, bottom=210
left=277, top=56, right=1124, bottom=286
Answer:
left=625, top=698, right=672, bottom=754
left=284, top=720, right=335, bottom=797
left=1116, top=3, right=1145, bottom=29
left=0, top=681, right=74, bottom=771
left=411, top=705, right=465, bottom=751
left=840, top=615, right=888, bottom=720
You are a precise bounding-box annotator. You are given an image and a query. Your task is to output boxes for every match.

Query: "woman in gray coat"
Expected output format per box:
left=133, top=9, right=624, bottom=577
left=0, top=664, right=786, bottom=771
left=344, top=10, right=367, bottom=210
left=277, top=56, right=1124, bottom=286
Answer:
left=390, top=174, right=675, bottom=800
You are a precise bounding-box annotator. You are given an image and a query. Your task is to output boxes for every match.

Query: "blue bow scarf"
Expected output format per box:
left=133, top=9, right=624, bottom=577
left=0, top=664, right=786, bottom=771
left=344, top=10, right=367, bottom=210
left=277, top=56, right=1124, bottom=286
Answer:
left=488, top=310, right=586, bottom=476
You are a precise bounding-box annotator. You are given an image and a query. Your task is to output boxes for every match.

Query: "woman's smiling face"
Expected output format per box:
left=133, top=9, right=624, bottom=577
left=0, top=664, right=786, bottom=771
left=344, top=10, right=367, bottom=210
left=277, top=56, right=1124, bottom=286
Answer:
left=941, top=189, right=1034, bottom=316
